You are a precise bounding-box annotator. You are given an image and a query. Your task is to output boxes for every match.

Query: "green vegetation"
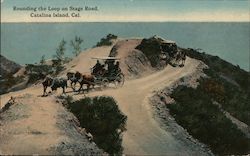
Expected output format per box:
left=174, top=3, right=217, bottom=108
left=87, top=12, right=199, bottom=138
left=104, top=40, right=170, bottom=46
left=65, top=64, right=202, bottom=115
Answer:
left=65, top=96, right=127, bottom=155
left=185, top=49, right=250, bottom=125
left=25, top=64, right=53, bottom=84
left=202, top=76, right=250, bottom=125
left=168, top=84, right=250, bottom=155
left=95, top=34, right=117, bottom=47
left=71, top=36, right=84, bottom=56
left=51, top=59, right=65, bottom=75
left=185, top=48, right=249, bottom=91
left=166, top=48, right=250, bottom=155
left=135, top=37, right=162, bottom=67
left=40, top=55, right=46, bottom=65
left=54, top=39, right=66, bottom=63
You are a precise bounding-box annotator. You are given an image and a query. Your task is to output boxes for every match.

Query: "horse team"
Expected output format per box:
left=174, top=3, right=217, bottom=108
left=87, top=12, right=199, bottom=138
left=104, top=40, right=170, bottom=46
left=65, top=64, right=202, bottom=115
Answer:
left=42, top=71, right=95, bottom=96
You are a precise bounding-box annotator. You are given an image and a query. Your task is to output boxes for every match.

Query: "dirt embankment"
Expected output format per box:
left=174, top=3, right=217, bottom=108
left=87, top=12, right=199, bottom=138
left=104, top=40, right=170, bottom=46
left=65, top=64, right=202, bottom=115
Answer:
left=109, top=39, right=153, bottom=78
left=0, top=93, right=102, bottom=155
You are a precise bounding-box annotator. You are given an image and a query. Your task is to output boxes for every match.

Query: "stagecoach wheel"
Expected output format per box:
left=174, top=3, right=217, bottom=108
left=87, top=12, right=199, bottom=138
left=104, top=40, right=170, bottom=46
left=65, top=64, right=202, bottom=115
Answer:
left=114, top=73, right=125, bottom=87
left=101, top=78, right=109, bottom=89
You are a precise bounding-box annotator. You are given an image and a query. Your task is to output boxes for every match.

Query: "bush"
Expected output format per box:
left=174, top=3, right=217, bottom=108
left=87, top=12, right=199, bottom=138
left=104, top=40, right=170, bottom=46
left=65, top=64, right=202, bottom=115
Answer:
left=95, top=34, right=117, bottom=47
left=168, top=84, right=250, bottom=155
left=208, top=77, right=250, bottom=125
left=67, top=96, right=127, bottom=155
left=25, top=61, right=66, bottom=84
left=135, top=38, right=162, bottom=67
left=184, top=49, right=250, bottom=125
left=202, top=79, right=225, bottom=103
left=185, top=48, right=250, bottom=91
left=25, top=64, right=54, bottom=84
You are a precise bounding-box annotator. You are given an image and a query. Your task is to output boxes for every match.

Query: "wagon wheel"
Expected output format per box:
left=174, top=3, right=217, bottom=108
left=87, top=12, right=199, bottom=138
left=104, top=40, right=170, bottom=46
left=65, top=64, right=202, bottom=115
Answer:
left=114, top=73, right=125, bottom=87
left=101, top=78, right=109, bottom=89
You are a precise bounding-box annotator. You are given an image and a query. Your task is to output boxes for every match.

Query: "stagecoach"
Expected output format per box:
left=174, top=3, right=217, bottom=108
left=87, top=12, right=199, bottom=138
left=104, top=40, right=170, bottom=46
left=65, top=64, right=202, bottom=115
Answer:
left=90, top=57, right=125, bottom=88
left=67, top=57, right=125, bottom=92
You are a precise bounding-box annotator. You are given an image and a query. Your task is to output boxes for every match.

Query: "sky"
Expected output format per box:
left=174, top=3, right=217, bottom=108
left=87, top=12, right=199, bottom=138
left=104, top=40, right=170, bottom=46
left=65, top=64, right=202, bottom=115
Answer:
left=1, top=0, right=250, bottom=22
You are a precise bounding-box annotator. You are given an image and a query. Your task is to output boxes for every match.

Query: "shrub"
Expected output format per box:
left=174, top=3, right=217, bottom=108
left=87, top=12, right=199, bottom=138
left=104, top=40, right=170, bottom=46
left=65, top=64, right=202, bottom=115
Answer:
left=71, top=36, right=84, bottom=56
left=67, top=96, right=127, bottom=155
left=185, top=48, right=250, bottom=91
left=54, top=39, right=66, bottom=62
left=95, top=34, right=117, bottom=47
left=25, top=64, right=53, bottom=84
left=184, top=49, right=250, bottom=125
left=135, top=38, right=162, bottom=67
left=168, top=84, right=250, bottom=155
left=202, top=79, right=225, bottom=103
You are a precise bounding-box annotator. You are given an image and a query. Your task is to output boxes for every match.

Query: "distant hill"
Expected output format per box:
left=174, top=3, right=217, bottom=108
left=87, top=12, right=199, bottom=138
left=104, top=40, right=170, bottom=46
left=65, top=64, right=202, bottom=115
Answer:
left=0, top=55, right=21, bottom=77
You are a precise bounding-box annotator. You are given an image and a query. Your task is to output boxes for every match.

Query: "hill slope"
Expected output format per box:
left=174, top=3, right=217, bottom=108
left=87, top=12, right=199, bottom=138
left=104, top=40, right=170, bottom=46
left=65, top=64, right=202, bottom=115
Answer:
left=0, top=55, right=21, bottom=77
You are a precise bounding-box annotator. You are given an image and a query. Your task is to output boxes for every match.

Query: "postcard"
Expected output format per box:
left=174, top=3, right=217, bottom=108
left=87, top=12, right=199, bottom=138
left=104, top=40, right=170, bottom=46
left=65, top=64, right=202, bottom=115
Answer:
left=1, top=0, right=249, bottom=155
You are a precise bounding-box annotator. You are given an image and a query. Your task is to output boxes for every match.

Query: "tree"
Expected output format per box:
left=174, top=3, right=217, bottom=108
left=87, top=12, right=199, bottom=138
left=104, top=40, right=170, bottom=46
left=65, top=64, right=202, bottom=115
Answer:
left=40, top=55, right=46, bottom=65
left=54, top=39, right=66, bottom=62
left=71, top=36, right=83, bottom=56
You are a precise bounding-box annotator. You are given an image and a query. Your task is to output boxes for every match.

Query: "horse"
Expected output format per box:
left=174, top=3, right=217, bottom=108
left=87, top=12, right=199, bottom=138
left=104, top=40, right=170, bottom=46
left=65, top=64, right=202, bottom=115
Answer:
left=67, top=71, right=95, bottom=93
left=67, top=71, right=81, bottom=90
left=42, top=76, right=67, bottom=96
left=78, top=74, right=96, bottom=93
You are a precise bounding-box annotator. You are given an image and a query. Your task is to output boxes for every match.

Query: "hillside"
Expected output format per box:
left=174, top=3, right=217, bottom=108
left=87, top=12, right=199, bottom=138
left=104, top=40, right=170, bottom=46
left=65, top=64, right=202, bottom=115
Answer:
left=109, top=39, right=153, bottom=78
left=0, top=55, right=23, bottom=94
left=0, top=36, right=249, bottom=155
left=0, top=55, right=21, bottom=77
left=153, top=49, right=250, bottom=155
